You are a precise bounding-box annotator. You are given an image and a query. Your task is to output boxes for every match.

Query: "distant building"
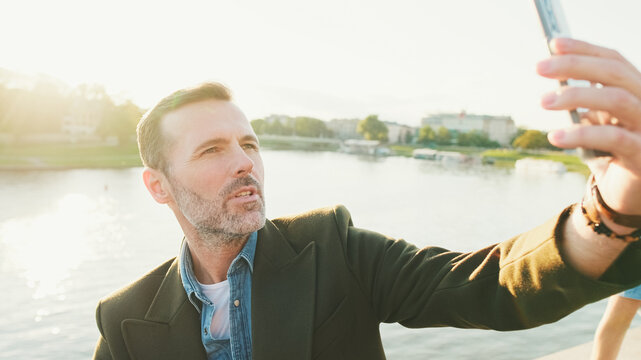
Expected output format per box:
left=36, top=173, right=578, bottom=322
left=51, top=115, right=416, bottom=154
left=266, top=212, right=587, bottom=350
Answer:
left=62, top=99, right=103, bottom=136
left=327, top=118, right=361, bottom=140
left=384, top=121, right=416, bottom=144
left=421, top=111, right=516, bottom=146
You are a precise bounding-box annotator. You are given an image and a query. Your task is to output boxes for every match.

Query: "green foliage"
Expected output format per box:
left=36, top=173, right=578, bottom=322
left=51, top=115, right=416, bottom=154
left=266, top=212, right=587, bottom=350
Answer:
left=457, top=130, right=500, bottom=148
left=418, top=125, right=435, bottom=145
left=99, top=100, right=143, bottom=143
left=434, top=126, right=451, bottom=145
left=512, top=130, right=555, bottom=150
left=357, top=115, right=388, bottom=142
left=254, top=116, right=333, bottom=138
left=404, top=130, right=414, bottom=144
left=481, top=149, right=589, bottom=175
left=510, top=127, right=528, bottom=144
left=0, top=80, right=70, bottom=135
left=266, top=119, right=293, bottom=135
left=251, top=119, right=267, bottom=135
left=294, top=116, right=333, bottom=137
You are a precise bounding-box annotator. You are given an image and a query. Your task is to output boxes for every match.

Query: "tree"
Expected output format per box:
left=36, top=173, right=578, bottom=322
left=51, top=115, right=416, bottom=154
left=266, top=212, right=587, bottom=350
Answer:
left=294, top=116, right=332, bottom=137
left=512, top=130, right=553, bottom=150
left=510, top=127, right=527, bottom=144
left=99, top=100, right=143, bottom=143
left=404, top=130, right=414, bottom=144
left=266, top=119, right=292, bottom=135
left=417, top=125, right=435, bottom=145
left=251, top=119, right=268, bottom=135
left=357, top=115, right=388, bottom=142
left=434, top=126, right=451, bottom=145
left=457, top=130, right=500, bottom=148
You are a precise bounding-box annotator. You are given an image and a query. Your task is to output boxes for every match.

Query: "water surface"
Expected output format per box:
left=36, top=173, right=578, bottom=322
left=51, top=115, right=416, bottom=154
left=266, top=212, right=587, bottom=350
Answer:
left=0, top=150, right=634, bottom=359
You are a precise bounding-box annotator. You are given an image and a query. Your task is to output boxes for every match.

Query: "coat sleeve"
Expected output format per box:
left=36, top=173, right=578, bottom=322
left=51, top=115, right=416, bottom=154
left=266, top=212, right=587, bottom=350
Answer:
left=93, top=301, right=114, bottom=360
left=336, top=204, right=641, bottom=330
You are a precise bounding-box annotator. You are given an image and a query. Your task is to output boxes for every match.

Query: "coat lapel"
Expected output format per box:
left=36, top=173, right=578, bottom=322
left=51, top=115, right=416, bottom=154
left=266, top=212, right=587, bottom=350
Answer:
left=252, top=219, right=316, bottom=360
left=121, top=259, right=206, bottom=360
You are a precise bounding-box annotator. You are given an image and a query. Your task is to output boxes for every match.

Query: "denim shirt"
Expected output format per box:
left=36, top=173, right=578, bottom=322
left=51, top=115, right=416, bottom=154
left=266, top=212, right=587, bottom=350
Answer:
left=180, top=232, right=257, bottom=360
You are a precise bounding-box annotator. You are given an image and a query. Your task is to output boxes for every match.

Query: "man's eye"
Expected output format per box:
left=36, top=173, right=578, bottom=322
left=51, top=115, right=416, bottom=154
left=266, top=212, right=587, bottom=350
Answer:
left=203, top=147, right=218, bottom=154
left=243, top=143, right=259, bottom=150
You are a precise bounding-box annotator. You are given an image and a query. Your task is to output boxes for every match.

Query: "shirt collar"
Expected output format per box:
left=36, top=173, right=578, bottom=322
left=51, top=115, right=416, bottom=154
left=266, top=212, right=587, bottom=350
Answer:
left=179, top=232, right=258, bottom=311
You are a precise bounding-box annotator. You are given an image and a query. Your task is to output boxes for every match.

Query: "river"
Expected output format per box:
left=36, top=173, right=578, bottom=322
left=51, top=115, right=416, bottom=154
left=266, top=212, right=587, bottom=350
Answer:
left=0, top=150, right=637, bottom=359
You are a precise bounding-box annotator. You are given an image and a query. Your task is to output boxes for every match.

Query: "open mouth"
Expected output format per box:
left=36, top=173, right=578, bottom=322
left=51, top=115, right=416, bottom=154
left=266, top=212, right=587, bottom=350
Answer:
left=230, top=186, right=259, bottom=200
left=235, top=191, right=253, bottom=197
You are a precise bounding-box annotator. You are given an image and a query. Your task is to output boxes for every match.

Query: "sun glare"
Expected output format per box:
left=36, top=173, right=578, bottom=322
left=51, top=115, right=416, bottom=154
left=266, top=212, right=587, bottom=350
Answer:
left=0, top=193, right=114, bottom=299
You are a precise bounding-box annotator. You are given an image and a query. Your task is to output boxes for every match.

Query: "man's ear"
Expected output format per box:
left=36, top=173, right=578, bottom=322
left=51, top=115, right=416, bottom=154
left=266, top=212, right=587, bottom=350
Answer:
left=142, top=167, right=172, bottom=204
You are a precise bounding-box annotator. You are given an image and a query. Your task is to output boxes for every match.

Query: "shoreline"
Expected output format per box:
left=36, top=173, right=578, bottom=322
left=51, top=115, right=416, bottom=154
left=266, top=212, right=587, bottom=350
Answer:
left=0, top=143, right=589, bottom=175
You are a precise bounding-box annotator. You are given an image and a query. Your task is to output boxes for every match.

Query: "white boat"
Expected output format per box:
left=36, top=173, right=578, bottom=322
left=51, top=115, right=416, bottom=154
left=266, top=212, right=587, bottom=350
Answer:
left=412, top=148, right=438, bottom=160
left=514, top=158, right=566, bottom=174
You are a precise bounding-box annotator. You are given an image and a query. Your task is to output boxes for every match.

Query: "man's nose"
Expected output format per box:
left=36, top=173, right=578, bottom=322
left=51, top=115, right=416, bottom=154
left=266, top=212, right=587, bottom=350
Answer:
left=232, top=144, right=254, bottom=177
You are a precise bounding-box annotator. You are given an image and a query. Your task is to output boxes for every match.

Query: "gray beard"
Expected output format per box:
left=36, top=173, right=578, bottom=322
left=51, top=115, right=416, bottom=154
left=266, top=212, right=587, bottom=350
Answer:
left=169, top=175, right=266, bottom=249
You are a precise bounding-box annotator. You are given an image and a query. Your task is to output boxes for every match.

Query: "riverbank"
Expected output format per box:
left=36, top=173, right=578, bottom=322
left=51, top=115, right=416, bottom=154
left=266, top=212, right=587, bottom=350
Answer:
left=0, top=143, right=142, bottom=170
left=481, top=149, right=590, bottom=176
left=391, top=145, right=590, bottom=176
left=0, top=142, right=589, bottom=175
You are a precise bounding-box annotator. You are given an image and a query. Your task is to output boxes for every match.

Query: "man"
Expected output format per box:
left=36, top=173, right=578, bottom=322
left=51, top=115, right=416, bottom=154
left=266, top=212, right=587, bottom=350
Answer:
left=93, top=38, right=641, bottom=360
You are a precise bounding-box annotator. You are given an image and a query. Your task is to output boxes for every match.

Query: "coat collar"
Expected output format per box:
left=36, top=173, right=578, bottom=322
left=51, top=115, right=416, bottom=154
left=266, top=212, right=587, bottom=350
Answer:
left=252, top=219, right=317, bottom=360
left=121, top=259, right=206, bottom=360
left=121, top=218, right=317, bottom=360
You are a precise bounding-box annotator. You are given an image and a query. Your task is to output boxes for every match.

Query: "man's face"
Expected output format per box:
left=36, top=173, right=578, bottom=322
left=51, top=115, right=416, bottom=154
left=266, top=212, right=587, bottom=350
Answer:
left=160, top=99, right=265, bottom=243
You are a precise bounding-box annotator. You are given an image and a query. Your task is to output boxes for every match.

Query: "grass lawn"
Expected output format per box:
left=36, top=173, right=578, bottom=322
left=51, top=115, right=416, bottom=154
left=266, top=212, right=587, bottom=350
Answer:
left=0, top=143, right=142, bottom=169
left=481, top=149, right=590, bottom=176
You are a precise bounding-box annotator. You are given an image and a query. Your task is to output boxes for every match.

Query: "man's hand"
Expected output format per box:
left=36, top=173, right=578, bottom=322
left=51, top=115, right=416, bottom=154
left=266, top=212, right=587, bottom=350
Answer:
left=536, top=38, right=641, bottom=277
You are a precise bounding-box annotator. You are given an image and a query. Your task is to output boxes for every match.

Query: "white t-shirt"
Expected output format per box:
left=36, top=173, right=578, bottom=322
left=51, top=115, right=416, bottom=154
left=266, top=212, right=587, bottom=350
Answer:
left=199, top=280, right=231, bottom=340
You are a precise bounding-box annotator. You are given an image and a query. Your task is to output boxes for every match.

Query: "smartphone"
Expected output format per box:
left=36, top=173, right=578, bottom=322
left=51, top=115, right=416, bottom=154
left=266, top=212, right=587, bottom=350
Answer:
left=533, top=0, right=610, bottom=159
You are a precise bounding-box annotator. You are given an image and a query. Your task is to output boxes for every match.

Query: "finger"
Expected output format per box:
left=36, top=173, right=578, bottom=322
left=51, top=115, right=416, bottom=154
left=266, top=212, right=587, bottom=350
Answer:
left=548, top=125, right=641, bottom=163
left=537, top=55, right=641, bottom=97
left=541, top=87, right=641, bottom=130
left=549, top=38, right=631, bottom=66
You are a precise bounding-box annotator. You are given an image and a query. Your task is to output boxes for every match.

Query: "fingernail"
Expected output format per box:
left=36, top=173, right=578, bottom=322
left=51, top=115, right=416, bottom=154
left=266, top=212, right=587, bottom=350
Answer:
left=541, top=92, right=558, bottom=107
left=537, top=60, right=552, bottom=75
left=548, top=130, right=565, bottom=143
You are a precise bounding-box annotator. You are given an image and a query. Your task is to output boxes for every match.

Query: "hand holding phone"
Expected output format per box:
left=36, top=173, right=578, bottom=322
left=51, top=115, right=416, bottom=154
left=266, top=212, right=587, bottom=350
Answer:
left=533, top=0, right=611, bottom=159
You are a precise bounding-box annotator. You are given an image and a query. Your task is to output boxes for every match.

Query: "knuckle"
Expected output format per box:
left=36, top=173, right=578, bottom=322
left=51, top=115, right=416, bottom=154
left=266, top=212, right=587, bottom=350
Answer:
left=605, top=63, right=628, bottom=84
left=616, top=130, right=637, bottom=157
left=610, top=49, right=626, bottom=62
left=607, top=88, right=641, bottom=118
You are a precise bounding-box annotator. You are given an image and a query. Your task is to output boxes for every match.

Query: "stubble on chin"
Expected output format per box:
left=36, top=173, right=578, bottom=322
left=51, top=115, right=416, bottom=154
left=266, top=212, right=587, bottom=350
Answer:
left=170, top=175, right=266, bottom=249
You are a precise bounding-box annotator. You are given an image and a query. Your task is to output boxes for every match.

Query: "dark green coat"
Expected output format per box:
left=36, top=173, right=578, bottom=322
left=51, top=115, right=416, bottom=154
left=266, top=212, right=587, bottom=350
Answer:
left=93, top=205, right=641, bottom=359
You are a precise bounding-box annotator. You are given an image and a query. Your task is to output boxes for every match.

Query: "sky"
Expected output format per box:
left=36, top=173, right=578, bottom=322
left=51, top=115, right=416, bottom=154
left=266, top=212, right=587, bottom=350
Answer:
left=1, top=0, right=640, bottom=130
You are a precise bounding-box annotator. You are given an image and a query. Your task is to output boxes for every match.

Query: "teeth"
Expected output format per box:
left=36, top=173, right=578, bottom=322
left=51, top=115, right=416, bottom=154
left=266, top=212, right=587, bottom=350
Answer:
left=236, top=191, right=251, bottom=197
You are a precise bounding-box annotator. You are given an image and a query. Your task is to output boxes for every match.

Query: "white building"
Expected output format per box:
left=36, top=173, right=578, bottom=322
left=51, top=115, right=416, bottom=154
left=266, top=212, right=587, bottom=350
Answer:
left=384, top=121, right=416, bottom=144
left=62, top=99, right=103, bottom=136
left=421, top=112, right=516, bottom=146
